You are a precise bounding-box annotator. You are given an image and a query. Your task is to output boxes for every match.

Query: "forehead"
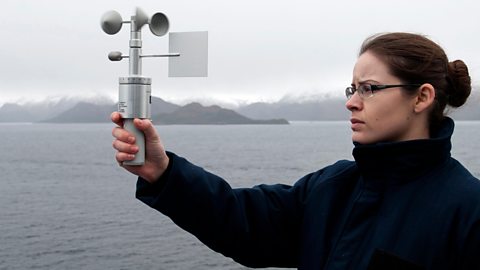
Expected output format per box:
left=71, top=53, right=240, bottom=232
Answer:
left=352, top=51, right=397, bottom=83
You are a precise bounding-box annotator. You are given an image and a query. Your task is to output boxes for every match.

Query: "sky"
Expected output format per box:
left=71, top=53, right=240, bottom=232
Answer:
left=1, top=0, right=479, bottom=106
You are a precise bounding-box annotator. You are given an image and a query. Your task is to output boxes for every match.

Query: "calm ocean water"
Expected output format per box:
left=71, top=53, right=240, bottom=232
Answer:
left=1, top=121, right=479, bottom=270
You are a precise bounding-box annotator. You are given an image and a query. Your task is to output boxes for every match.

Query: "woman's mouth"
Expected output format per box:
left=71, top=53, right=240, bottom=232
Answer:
left=350, top=118, right=365, bottom=130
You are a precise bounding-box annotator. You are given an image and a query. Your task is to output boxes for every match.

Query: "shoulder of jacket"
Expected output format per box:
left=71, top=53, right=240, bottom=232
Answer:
left=299, top=159, right=358, bottom=188
left=321, top=159, right=358, bottom=177
left=444, top=159, right=480, bottom=192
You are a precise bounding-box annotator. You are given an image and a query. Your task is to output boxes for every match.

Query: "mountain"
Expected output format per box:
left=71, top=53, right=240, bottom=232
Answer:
left=154, top=102, right=288, bottom=125
left=0, top=97, right=81, bottom=122
left=43, top=102, right=117, bottom=123
left=41, top=96, right=180, bottom=123
left=0, top=96, right=178, bottom=123
left=236, top=98, right=349, bottom=121
left=21, top=97, right=287, bottom=124
left=0, top=103, right=35, bottom=122
left=151, top=96, right=181, bottom=114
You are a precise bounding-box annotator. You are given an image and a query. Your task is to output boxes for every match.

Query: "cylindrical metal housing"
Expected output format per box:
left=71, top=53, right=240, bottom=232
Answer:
left=118, top=76, right=152, bottom=166
left=118, top=76, right=152, bottom=119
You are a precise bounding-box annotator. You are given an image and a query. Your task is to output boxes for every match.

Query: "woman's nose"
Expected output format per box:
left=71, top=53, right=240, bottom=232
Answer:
left=345, top=92, right=363, bottom=112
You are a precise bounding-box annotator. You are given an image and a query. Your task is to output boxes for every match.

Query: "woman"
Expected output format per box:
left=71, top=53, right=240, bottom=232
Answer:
left=111, top=32, right=480, bottom=270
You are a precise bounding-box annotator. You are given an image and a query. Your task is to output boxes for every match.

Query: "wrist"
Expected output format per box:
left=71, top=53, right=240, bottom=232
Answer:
left=144, top=156, right=170, bottom=183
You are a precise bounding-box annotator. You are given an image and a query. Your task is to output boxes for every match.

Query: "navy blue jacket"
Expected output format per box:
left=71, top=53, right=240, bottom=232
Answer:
left=136, top=118, right=480, bottom=269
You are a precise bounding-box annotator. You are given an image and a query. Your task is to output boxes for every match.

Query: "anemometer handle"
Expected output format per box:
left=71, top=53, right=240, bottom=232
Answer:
left=123, top=119, right=146, bottom=165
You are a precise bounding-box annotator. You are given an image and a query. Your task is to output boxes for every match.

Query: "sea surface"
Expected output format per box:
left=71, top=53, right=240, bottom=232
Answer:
left=1, top=121, right=479, bottom=270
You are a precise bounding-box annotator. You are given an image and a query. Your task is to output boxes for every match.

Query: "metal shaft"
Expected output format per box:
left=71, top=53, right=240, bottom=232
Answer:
left=121, top=15, right=151, bottom=166
left=129, top=16, right=142, bottom=76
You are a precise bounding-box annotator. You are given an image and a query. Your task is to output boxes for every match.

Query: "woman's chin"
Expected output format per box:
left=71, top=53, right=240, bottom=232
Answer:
left=351, top=132, right=374, bottom=145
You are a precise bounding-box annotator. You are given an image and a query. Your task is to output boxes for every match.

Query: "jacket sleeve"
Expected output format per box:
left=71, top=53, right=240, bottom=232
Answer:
left=136, top=151, right=317, bottom=268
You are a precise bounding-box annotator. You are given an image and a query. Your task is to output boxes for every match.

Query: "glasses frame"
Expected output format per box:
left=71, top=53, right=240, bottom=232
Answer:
left=345, top=83, right=422, bottom=99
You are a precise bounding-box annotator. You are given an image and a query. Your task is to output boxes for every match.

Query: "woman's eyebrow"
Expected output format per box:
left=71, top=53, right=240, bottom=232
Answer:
left=357, top=79, right=380, bottom=85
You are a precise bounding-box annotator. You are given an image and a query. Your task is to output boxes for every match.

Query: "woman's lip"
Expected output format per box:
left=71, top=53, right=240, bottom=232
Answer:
left=350, top=118, right=365, bottom=130
left=350, top=118, right=365, bottom=124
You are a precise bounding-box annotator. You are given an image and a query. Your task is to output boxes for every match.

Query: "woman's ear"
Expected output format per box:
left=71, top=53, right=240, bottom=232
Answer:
left=414, top=83, right=436, bottom=113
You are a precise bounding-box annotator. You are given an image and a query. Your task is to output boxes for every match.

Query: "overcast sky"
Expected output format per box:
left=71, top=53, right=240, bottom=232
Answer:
left=1, top=0, right=479, bottom=106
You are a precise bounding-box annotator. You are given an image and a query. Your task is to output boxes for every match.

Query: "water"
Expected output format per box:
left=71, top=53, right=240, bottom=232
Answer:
left=0, top=121, right=479, bottom=270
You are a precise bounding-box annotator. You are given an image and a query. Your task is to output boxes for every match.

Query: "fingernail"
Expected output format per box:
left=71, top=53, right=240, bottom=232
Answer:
left=128, top=136, right=135, bottom=143
left=131, top=146, right=139, bottom=152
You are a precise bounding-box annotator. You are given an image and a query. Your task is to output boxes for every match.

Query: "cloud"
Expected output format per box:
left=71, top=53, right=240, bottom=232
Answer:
left=1, top=0, right=479, bottom=105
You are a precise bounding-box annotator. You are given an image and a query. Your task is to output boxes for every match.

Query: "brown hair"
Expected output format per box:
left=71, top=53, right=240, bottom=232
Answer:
left=359, top=32, right=471, bottom=132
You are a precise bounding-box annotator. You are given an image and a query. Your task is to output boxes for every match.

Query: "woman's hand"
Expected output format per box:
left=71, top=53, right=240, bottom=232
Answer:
left=111, top=112, right=169, bottom=183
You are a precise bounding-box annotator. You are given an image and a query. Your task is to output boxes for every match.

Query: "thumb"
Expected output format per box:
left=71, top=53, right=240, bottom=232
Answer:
left=133, top=119, right=160, bottom=142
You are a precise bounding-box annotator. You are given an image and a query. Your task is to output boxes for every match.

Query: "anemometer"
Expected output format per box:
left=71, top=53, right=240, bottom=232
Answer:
left=101, top=7, right=208, bottom=165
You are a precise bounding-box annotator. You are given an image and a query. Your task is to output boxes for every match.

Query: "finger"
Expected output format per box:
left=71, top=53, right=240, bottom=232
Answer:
left=116, top=152, right=136, bottom=163
left=133, top=119, right=160, bottom=142
left=112, top=127, right=136, bottom=143
left=112, top=139, right=139, bottom=154
left=111, top=112, right=124, bottom=127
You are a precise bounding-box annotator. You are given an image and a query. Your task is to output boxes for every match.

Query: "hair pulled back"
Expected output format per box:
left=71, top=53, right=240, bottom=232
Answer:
left=360, top=32, right=471, bottom=132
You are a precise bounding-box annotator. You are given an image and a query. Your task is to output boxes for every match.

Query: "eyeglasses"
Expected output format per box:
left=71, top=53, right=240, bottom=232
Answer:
left=345, top=83, right=421, bottom=99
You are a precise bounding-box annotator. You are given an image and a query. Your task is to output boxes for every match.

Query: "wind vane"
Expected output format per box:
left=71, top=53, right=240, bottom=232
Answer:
left=101, top=7, right=208, bottom=165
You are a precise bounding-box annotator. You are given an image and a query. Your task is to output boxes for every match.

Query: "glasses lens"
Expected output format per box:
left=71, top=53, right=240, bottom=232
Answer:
left=358, top=84, right=373, bottom=98
left=345, top=87, right=355, bottom=99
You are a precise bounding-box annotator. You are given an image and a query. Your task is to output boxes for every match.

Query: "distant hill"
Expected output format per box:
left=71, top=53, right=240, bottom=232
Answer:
left=0, top=97, right=81, bottom=122
left=151, top=96, right=181, bottom=114
left=236, top=98, right=350, bottom=121
left=0, top=97, right=178, bottom=123
left=154, top=102, right=288, bottom=125
left=0, top=103, right=35, bottom=122
left=42, top=96, right=181, bottom=123
left=43, top=102, right=117, bottom=123
left=0, top=96, right=287, bottom=124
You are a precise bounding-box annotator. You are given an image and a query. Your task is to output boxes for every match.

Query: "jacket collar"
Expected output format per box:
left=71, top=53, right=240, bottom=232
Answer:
left=352, top=117, right=454, bottom=189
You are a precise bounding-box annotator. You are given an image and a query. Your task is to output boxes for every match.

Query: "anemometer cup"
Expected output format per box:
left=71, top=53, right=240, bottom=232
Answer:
left=100, top=10, right=123, bottom=35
